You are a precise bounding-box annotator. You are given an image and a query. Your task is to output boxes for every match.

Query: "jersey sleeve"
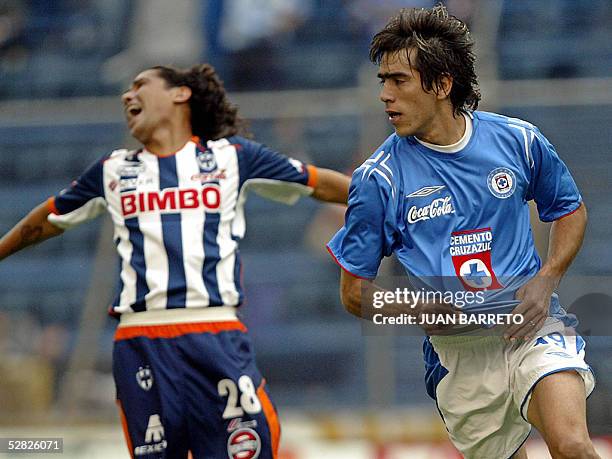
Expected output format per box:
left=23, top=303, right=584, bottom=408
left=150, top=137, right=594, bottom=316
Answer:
left=47, top=156, right=107, bottom=229
left=527, top=131, right=582, bottom=222
left=326, top=167, right=396, bottom=279
left=235, top=137, right=316, bottom=205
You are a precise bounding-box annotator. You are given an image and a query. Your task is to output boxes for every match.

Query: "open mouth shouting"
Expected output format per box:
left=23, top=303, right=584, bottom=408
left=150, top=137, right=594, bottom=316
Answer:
left=125, top=104, right=143, bottom=126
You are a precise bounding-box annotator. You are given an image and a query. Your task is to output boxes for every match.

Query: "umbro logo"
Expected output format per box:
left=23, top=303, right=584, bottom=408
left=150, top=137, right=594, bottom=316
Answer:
left=406, top=185, right=445, bottom=198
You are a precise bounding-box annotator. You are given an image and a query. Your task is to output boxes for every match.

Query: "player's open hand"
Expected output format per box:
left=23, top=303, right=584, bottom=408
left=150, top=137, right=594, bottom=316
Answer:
left=504, top=274, right=556, bottom=341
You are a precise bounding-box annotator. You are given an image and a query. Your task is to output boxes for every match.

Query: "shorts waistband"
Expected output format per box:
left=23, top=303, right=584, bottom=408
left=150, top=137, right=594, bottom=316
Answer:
left=429, top=334, right=505, bottom=348
left=118, top=306, right=239, bottom=327
left=429, top=317, right=566, bottom=348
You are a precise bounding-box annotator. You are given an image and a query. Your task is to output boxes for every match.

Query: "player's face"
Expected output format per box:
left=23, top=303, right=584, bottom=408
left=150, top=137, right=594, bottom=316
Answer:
left=377, top=50, right=442, bottom=139
left=121, top=69, right=181, bottom=143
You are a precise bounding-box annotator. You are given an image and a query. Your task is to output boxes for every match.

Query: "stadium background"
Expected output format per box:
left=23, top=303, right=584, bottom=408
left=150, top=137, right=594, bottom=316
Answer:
left=0, top=0, right=611, bottom=457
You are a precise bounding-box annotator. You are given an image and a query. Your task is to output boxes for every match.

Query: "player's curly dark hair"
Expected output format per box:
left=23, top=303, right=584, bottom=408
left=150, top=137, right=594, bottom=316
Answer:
left=152, top=64, right=250, bottom=140
left=369, top=5, right=480, bottom=114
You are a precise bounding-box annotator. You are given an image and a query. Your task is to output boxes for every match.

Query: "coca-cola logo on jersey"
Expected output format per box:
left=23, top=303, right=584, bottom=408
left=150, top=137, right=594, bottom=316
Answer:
left=407, top=196, right=455, bottom=224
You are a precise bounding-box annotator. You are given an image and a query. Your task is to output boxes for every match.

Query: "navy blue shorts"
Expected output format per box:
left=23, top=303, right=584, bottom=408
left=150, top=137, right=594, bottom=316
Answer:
left=113, top=320, right=280, bottom=459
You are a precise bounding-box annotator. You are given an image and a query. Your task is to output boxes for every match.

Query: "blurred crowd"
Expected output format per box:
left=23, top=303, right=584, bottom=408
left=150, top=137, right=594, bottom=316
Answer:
left=3, top=0, right=430, bottom=95
left=1, top=0, right=610, bottom=98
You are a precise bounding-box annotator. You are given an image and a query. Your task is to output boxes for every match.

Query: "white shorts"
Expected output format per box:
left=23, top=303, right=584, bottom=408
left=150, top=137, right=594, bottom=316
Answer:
left=427, top=323, right=595, bottom=459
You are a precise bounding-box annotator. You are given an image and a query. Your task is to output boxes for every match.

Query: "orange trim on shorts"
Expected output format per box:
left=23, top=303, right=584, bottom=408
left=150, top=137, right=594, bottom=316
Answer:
left=257, top=379, right=280, bottom=458
left=116, top=399, right=134, bottom=459
left=306, top=165, right=318, bottom=188
left=47, top=197, right=59, bottom=215
left=114, top=320, right=247, bottom=341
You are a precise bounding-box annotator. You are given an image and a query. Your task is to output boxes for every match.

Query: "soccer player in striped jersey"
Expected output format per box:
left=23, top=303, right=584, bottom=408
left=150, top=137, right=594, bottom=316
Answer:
left=327, top=6, right=599, bottom=459
left=0, top=64, right=349, bottom=458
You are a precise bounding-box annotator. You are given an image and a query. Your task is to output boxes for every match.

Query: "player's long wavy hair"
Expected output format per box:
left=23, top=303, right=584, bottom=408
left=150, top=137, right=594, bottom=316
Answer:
left=370, top=5, right=480, bottom=114
left=152, top=64, right=250, bottom=140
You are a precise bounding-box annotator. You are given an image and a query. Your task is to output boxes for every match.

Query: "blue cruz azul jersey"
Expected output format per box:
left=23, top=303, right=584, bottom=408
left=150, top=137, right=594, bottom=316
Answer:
left=328, top=111, right=582, bottom=316
left=48, top=136, right=314, bottom=315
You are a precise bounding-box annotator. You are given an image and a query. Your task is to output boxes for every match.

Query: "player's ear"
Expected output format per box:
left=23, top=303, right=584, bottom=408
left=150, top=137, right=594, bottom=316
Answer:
left=173, top=85, right=192, bottom=103
left=435, top=74, right=453, bottom=100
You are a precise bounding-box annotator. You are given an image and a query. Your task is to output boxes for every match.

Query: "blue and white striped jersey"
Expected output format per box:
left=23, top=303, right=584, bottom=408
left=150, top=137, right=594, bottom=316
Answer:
left=48, top=136, right=315, bottom=315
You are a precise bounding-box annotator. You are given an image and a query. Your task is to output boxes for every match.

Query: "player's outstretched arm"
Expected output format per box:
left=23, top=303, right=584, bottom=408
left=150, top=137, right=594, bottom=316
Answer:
left=310, top=168, right=350, bottom=204
left=0, top=201, right=64, bottom=261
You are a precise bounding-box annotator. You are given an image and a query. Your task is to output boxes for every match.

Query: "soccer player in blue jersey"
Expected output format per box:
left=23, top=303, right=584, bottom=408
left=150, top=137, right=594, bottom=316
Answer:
left=327, top=6, right=599, bottom=459
left=0, top=64, right=349, bottom=458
